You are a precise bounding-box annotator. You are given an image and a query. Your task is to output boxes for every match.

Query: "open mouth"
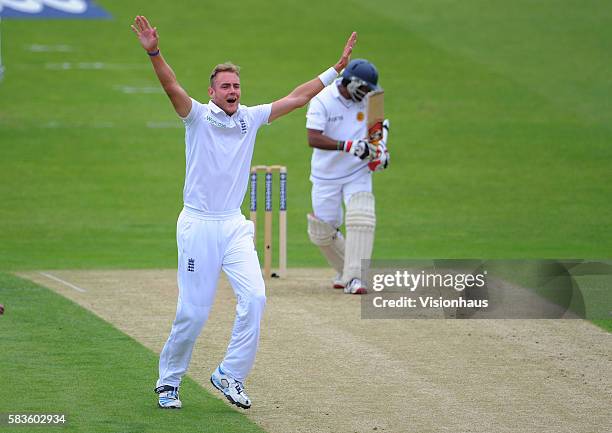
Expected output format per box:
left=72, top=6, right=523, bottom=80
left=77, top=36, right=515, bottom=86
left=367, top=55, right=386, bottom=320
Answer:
left=227, top=97, right=237, bottom=104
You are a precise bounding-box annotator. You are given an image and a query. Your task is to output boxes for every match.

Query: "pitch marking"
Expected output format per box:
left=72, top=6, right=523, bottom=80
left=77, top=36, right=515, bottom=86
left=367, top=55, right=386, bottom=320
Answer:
left=26, top=44, right=73, bottom=52
left=146, top=121, right=182, bottom=129
left=38, top=272, right=87, bottom=293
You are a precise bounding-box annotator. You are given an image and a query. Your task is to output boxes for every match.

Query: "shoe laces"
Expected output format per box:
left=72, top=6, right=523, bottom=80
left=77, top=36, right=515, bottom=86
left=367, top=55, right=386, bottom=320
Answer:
left=157, top=385, right=179, bottom=398
left=162, top=388, right=179, bottom=399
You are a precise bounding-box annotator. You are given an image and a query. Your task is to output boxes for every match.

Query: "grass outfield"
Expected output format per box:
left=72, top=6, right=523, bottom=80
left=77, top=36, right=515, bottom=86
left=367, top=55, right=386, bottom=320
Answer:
left=0, top=0, right=610, bottom=271
left=0, top=272, right=265, bottom=433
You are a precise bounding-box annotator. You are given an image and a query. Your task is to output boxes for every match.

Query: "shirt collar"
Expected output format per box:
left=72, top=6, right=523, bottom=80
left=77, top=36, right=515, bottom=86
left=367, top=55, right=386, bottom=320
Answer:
left=208, top=100, right=243, bottom=118
left=208, top=100, right=224, bottom=114
left=332, top=79, right=353, bottom=107
left=331, top=79, right=342, bottom=99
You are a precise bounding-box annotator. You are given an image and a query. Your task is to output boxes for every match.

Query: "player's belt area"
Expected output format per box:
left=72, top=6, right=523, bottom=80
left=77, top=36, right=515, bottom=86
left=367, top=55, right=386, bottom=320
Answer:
left=182, top=206, right=242, bottom=220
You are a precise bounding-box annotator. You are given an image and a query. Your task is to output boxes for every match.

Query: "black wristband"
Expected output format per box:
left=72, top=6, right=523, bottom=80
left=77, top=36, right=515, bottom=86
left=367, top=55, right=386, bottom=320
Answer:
left=337, top=141, right=344, bottom=151
left=147, top=49, right=160, bottom=57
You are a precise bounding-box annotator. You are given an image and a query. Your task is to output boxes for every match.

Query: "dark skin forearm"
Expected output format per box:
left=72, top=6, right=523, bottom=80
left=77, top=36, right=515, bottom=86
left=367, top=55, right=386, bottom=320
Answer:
left=307, top=129, right=343, bottom=151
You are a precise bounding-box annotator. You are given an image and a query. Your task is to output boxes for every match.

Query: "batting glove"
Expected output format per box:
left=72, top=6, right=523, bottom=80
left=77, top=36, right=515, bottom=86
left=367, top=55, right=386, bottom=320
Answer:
left=380, top=119, right=390, bottom=146
left=368, top=142, right=390, bottom=172
left=341, top=139, right=376, bottom=160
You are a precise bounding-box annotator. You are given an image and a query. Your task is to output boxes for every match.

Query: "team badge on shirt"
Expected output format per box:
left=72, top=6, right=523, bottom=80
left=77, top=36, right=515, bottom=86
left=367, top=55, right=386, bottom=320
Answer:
left=239, top=118, right=248, bottom=134
left=356, top=112, right=365, bottom=122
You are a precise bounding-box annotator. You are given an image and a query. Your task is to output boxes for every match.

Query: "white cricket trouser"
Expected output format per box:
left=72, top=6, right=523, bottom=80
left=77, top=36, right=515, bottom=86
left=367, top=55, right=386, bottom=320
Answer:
left=311, top=174, right=372, bottom=228
left=157, top=206, right=266, bottom=386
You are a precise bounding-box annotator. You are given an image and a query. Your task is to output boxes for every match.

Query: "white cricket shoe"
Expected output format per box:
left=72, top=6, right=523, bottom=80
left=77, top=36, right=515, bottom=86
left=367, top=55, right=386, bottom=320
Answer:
left=332, top=273, right=345, bottom=289
left=344, top=278, right=367, bottom=295
left=155, top=385, right=182, bottom=409
left=210, top=365, right=252, bottom=409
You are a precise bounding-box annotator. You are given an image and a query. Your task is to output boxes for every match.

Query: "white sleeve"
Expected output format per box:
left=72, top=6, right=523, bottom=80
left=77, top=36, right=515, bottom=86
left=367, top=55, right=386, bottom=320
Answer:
left=249, top=103, right=272, bottom=128
left=306, top=96, right=327, bottom=131
left=181, top=98, right=204, bottom=127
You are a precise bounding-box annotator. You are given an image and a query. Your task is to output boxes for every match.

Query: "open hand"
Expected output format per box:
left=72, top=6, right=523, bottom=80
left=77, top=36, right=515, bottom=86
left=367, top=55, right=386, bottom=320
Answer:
left=334, top=32, right=357, bottom=72
left=131, top=15, right=159, bottom=53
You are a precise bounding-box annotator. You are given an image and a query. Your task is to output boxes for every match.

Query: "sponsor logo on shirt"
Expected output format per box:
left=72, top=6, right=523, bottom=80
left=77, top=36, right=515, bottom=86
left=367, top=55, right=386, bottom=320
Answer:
left=328, top=115, right=344, bottom=123
left=205, top=114, right=230, bottom=128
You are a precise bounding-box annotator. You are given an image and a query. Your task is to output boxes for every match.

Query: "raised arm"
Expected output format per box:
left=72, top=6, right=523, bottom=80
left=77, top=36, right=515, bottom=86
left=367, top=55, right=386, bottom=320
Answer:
left=268, top=32, right=357, bottom=123
left=131, top=15, right=191, bottom=118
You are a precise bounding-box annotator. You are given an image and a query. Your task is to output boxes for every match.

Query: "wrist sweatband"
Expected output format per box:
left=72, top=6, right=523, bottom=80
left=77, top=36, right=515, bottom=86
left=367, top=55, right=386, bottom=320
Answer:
left=148, top=49, right=160, bottom=57
left=318, top=67, right=337, bottom=86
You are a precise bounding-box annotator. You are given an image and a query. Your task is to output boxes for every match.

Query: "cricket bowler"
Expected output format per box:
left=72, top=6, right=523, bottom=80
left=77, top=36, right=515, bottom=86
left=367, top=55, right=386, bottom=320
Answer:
left=131, top=15, right=357, bottom=409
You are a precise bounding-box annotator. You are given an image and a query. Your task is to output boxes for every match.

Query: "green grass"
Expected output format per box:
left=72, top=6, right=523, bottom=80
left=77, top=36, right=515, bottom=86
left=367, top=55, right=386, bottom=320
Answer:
left=0, top=0, right=610, bottom=271
left=591, top=319, right=612, bottom=332
left=483, top=260, right=611, bottom=321
left=0, top=272, right=265, bottom=433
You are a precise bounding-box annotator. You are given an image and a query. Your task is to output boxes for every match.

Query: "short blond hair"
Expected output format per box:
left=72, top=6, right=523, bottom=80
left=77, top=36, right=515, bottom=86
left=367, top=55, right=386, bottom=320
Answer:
left=210, top=62, right=240, bottom=86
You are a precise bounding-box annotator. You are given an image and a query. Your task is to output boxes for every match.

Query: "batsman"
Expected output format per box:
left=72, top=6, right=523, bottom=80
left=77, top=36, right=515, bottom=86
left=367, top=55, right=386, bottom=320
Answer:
left=306, top=59, right=390, bottom=294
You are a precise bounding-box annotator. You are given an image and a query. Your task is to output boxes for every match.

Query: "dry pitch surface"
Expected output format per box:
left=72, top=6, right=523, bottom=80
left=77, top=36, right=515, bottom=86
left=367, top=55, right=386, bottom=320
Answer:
left=20, top=269, right=611, bottom=433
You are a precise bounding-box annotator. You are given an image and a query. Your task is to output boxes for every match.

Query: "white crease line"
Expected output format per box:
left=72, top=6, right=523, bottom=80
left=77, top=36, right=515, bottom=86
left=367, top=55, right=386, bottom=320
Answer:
left=45, top=63, right=148, bottom=71
left=42, top=121, right=116, bottom=129
left=115, top=85, right=164, bottom=94
left=146, top=121, right=182, bottom=129
left=38, top=272, right=87, bottom=293
left=26, top=44, right=73, bottom=52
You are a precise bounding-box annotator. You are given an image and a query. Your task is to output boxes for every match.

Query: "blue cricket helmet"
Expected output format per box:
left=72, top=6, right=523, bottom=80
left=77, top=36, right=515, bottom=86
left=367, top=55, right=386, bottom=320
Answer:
left=341, top=59, right=380, bottom=102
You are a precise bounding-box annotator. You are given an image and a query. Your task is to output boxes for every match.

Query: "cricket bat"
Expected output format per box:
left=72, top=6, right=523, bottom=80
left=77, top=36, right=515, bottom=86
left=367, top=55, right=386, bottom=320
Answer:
left=366, top=90, right=384, bottom=145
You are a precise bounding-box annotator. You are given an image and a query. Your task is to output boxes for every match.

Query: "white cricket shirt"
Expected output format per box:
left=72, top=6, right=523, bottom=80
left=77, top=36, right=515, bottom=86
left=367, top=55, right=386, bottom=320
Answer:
left=181, top=98, right=271, bottom=212
left=306, top=79, right=369, bottom=184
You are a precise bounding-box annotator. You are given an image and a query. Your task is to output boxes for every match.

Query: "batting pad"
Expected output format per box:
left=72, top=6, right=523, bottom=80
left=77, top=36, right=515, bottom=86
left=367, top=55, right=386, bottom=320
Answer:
left=307, top=213, right=345, bottom=274
left=343, top=192, right=376, bottom=283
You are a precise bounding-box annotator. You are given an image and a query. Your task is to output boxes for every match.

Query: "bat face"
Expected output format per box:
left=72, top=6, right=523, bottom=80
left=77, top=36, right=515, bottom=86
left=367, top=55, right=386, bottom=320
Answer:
left=366, top=90, right=384, bottom=145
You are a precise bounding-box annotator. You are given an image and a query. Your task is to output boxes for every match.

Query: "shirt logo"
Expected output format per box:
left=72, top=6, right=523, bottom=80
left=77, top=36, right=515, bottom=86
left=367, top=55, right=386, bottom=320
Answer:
left=187, top=258, right=195, bottom=272
left=205, top=114, right=230, bottom=128
left=356, top=112, right=365, bottom=122
left=328, top=115, right=343, bottom=122
left=238, top=118, right=248, bottom=134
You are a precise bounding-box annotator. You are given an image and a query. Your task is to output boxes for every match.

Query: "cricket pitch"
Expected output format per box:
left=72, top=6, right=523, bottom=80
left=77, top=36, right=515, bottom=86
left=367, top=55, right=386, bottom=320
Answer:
left=19, top=269, right=612, bottom=433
